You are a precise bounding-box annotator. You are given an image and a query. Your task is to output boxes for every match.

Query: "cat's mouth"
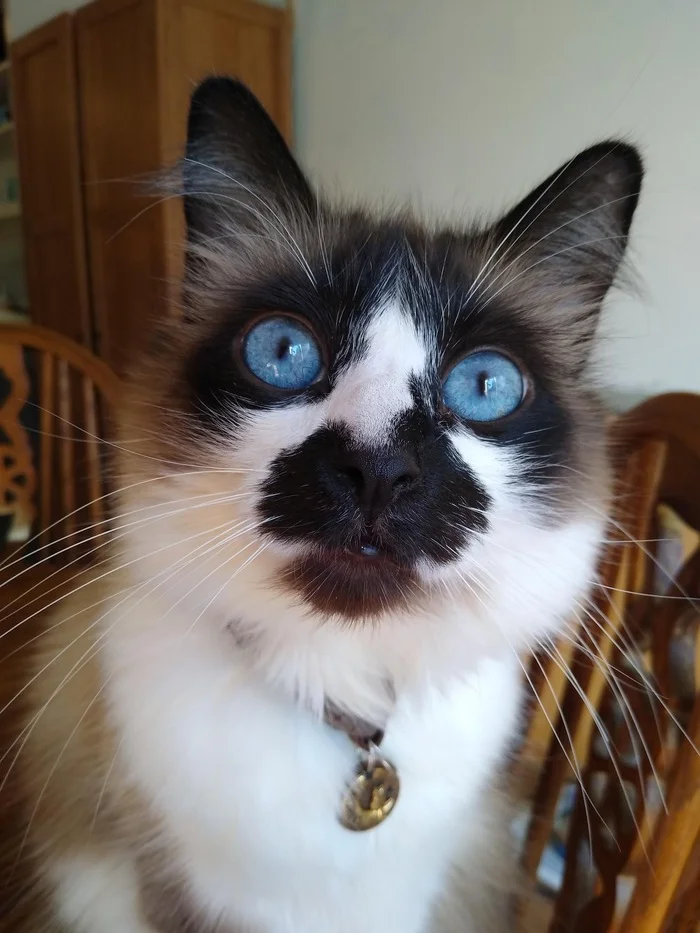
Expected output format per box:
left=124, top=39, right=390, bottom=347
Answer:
left=337, top=538, right=400, bottom=564
left=279, top=538, right=420, bottom=620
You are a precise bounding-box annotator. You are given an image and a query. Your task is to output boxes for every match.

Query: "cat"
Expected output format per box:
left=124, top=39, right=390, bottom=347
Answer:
left=7, top=76, right=642, bottom=932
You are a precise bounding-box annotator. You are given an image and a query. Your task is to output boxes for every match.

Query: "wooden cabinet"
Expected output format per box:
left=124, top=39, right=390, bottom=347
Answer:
left=12, top=0, right=292, bottom=373
left=12, top=16, right=91, bottom=345
left=75, top=0, right=167, bottom=373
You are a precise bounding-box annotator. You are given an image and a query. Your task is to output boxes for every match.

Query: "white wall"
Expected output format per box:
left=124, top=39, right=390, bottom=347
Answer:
left=294, top=0, right=700, bottom=402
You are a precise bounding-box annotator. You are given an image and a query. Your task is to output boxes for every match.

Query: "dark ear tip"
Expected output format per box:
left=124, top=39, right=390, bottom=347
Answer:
left=578, top=140, right=644, bottom=187
left=573, top=140, right=644, bottom=232
left=190, top=76, right=252, bottom=109
left=188, top=76, right=255, bottom=131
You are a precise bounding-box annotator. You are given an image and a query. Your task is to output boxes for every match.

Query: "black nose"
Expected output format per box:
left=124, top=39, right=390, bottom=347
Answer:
left=333, top=447, right=421, bottom=522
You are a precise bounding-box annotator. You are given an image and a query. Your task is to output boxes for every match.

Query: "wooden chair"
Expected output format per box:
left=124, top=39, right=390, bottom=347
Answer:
left=0, top=325, right=120, bottom=928
left=0, top=324, right=120, bottom=614
left=519, top=393, right=700, bottom=932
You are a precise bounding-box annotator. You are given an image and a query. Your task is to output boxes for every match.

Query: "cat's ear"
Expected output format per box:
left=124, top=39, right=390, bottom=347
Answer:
left=183, top=76, right=315, bottom=243
left=486, top=141, right=643, bottom=360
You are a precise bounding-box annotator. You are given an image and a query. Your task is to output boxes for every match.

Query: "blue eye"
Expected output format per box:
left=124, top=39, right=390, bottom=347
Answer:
left=443, top=350, right=525, bottom=422
left=242, top=316, right=323, bottom=390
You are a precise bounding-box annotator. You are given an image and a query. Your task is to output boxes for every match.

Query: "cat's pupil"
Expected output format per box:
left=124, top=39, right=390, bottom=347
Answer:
left=478, top=371, right=492, bottom=397
left=277, top=337, right=291, bottom=361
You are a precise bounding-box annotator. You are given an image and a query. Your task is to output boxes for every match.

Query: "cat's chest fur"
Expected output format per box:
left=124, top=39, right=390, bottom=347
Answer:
left=104, top=610, right=521, bottom=933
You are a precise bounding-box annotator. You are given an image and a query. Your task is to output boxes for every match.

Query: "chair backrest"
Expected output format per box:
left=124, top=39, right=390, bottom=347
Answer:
left=519, top=393, right=700, bottom=933
left=0, top=324, right=120, bottom=562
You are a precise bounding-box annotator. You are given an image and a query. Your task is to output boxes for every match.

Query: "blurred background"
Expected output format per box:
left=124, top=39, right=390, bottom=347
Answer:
left=3, top=0, right=699, bottom=398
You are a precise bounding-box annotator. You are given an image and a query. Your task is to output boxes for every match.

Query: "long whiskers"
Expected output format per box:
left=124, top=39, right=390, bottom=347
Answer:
left=0, top=510, right=256, bottom=645
left=0, top=516, right=264, bottom=819
left=183, top=158, right=317, bottom=286
left=19, top=397, right=269, bottom=473
left=0, top=467, right=262, bottom=575
left=535, top=635, right=651, bottom=863
left=10, top=522, right=272, bottom=870
left=0, top=489, right=256, bottom=604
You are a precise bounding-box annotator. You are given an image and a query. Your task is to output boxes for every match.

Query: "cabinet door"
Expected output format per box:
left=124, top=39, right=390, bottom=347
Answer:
left=161, top=0, right=292, bottom=148
left=12, top=15, right=91, bottom=344
left=75, top=0, right=165, bottom=374
left=157, top=0, right=293, bottom=295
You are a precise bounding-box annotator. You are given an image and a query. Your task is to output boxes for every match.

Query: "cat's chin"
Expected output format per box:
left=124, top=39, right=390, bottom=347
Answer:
left=278, top=547, right=421, bottom=621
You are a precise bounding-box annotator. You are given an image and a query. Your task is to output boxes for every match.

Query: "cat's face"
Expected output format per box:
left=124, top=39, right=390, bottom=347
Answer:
left=116, top=79, right=642, bottom=704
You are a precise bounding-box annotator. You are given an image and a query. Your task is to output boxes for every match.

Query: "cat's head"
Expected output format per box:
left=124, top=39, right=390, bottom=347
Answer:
left=116, top=78, right=642, bottom=708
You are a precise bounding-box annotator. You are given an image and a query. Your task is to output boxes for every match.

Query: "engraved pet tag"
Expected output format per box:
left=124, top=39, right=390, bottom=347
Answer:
left=339, top=757, right=400, bottom=831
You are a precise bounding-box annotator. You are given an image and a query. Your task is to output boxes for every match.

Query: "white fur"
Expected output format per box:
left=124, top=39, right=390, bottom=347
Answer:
left=100, top=607, right=520, bottom=933
left=50, top=854, right=154, bottom=933
left=83, top=297, right=606, bottom=931
left=327, top=302, right=428, bottom=442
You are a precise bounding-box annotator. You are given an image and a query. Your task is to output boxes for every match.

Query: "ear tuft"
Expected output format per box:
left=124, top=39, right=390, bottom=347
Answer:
left=485, top=141, right=643, bottom=364
left=183, top=76, right=315, bottom=242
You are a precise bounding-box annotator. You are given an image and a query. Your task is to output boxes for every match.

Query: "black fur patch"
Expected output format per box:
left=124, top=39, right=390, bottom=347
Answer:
left=259, top=421, right=489, bottom=564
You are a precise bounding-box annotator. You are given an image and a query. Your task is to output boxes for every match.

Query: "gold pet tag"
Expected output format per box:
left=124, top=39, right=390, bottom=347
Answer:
left=339, top=756, right=400, bottom=831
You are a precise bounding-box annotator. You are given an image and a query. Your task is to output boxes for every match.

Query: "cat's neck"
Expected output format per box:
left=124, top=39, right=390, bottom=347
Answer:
left=100, top=583, right=499, bottom=728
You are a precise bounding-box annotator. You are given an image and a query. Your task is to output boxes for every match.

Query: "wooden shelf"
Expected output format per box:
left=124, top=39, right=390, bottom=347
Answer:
left=0, top=201, right=21, bottom=220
